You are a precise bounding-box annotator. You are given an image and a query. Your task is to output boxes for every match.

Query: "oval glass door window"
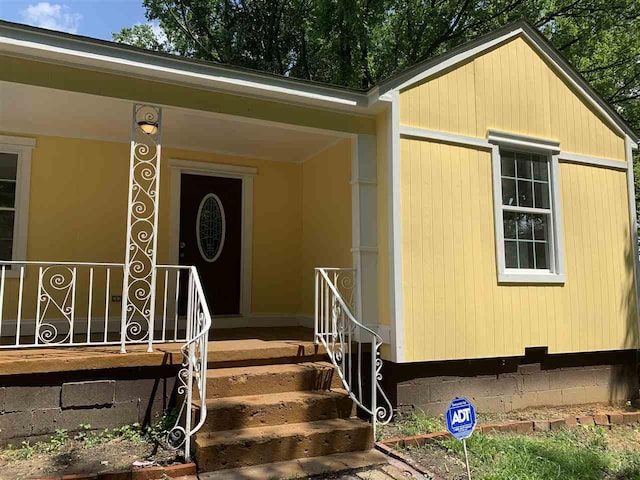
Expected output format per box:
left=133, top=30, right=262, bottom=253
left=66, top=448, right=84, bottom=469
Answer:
left=196, top=193, right=226, bottom=262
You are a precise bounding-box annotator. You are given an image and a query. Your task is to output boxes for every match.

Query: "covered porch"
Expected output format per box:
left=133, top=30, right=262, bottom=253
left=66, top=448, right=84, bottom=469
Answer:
left=0, top=80, right=373, bottom=349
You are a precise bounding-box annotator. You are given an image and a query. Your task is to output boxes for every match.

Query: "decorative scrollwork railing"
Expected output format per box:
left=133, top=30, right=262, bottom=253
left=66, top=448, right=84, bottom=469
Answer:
left=314, top=267, right=393, bottom=436
left=0, top=261, right=210, bottom=351
left=165, top=265, right=211, bottom=462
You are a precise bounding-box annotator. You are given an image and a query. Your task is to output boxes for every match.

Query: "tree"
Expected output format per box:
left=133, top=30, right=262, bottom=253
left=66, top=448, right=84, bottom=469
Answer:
left=114, top=0, right=640, bottom=131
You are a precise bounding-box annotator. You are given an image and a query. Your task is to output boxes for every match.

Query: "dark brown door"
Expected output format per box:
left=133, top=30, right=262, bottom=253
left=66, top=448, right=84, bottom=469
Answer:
left=179, top=174, right=242, bottom=315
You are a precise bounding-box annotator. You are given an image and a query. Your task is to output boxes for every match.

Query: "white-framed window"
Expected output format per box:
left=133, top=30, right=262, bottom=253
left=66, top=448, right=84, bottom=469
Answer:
left=0, top=135, right=33, bottom=275
left=489, top=131, right=565, bottom=284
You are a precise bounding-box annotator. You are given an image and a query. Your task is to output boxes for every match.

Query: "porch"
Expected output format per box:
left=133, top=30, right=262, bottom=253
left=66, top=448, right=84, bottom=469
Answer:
left=0, top=78, right=389, bottom=469
left=0, top=327, right=319, bottom=376
left=0, top=80, right=368, bottom=346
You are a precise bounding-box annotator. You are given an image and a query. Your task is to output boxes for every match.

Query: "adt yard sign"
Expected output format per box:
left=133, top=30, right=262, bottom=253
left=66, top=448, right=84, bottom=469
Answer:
left=446, top=397, right=476, bottom=440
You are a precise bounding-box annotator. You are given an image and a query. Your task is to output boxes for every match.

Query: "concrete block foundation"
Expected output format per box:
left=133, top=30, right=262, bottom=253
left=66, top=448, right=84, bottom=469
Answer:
left=0, top=366, right=178, bottom=443
left=386, top=350, right=639, bottom=415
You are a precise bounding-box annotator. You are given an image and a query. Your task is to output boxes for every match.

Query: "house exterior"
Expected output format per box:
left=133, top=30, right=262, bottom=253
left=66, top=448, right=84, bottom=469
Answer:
left=0, top=17, right=638, bottom=459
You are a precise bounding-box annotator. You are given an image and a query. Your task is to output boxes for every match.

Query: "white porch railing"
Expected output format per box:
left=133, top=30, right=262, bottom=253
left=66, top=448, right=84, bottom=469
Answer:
left=0, top=261, right=211, bottom=349
left=314, top=267, right=393, bottom=436
left=0, top=260, right=211, bottom=460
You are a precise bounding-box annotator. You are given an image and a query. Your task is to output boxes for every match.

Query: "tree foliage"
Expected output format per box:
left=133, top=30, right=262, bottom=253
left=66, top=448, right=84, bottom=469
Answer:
left=114, top=0, right=640, bottom=131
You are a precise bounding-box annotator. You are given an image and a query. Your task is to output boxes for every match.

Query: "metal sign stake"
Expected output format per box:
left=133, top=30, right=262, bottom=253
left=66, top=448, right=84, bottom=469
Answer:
left=462, top=438, right=472, bottom=480
left=445, top=397, right=476, bottom=480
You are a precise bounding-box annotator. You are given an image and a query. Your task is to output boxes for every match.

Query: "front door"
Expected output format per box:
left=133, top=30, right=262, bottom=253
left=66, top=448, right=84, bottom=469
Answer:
left=179, top=174, right=242, bottom=315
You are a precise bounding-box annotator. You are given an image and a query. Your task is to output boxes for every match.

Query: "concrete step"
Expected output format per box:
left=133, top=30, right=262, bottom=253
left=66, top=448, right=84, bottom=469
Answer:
left=197, top=449, right=389, bottom=479
left=201, top=389, right=356, bottom=432
left=206, top=361, right=342, bottom=398
left=195, top=418, right=374, bottom=472
left=207, top=338, right=326, bottom=368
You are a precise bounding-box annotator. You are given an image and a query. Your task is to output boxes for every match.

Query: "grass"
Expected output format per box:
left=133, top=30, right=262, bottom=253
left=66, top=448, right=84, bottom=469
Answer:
left=431, top=426, right=640, bottom=479
left=384, top=412, right=640, bottom=479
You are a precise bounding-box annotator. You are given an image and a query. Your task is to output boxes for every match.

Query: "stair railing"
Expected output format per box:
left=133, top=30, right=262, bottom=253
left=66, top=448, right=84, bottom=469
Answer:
left=166, top=265, right=212, bottom=461
left=314, top=267, right=393, bottom=436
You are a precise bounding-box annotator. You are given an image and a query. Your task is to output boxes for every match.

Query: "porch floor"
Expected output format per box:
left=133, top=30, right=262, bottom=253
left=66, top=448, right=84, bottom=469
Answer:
left=0, top=327, right=321, bottom=376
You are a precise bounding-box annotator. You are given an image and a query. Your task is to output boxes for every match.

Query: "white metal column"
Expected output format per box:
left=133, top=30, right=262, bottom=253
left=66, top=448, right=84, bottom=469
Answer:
left=121, top=104, right=162, bottom=353
left=351, top=134, right=379, bottom=328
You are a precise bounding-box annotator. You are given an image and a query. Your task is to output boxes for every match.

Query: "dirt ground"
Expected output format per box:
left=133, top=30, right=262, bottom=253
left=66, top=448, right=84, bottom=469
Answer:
left=0, top=438, right=181, bottom=479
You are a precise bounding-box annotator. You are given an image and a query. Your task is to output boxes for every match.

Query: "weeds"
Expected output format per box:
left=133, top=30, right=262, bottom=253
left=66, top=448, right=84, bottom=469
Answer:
left=0, top=409, right=178, bottom=463
left=395, top=412, right=444, bottom=437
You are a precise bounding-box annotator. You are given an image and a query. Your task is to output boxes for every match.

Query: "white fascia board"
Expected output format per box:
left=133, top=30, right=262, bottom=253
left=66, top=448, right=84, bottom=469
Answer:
left=625, top=135, right=640, bottom=334
left=384, top=24, right=636, bottom=143
left=0, top=24, right=369, bottom=112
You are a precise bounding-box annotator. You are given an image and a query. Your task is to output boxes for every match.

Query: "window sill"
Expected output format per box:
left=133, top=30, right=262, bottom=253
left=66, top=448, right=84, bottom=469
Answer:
left=498, top=272, right=565, bottom=284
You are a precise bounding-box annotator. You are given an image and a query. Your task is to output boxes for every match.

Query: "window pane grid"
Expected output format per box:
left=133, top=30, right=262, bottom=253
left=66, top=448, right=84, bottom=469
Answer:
left=0, top=152, right=18, bottom=263
left=501, top=149, right=552, bottom=272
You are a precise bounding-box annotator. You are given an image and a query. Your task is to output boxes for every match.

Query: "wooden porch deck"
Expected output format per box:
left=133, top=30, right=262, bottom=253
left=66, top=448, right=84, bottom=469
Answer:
left=0, top=327, right=322, bottom=376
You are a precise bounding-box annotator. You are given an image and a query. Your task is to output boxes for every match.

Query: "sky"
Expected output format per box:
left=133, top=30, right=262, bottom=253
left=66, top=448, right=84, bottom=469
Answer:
left=0, top=0, right=150, bottom=40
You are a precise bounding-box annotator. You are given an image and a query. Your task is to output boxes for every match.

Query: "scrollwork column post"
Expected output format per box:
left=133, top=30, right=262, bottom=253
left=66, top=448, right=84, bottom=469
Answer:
left=121, top=104, right=162, bottom=353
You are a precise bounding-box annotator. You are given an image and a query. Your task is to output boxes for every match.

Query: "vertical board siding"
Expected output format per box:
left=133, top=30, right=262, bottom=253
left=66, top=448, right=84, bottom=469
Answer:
left=400, top=139, right=637, bottom=362
left=399, top=36, right=626, bottom=162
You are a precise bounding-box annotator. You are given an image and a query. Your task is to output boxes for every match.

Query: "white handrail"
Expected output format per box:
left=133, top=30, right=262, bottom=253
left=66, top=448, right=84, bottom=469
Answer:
left=314, top=267, right=393, bottom=437
left=166, top=266, right=211, bottom=461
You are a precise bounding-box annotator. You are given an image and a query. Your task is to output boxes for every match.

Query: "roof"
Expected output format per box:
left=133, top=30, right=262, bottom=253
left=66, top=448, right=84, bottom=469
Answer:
left=0, top=18, right=636, bottom=141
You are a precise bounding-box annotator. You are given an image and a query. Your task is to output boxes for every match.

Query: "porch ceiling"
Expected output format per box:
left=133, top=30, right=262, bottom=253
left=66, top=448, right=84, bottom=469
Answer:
left=0, top=81, right=345, bottom=162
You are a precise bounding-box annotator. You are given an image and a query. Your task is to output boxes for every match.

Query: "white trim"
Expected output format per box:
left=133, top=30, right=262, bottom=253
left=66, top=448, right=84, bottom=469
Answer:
left=389, top=25, right=631, bottom=141
left=394, top=27, right=523, bottom=92
left=388, top=92, right=404, bottom=362
left=498, top=272, right=566, bottom=284
left=0, top=26, right=364, bottom=111
left=0, top=136, right=33, bottom=278
left=350, top=177, right=377, bottom=185
left=0, top=135, right=36, bottom=148
left=625, top=136, right=640, bottom=331
left=351, top=134, right=379, bottom=332
left=351, top=136, right=363, bottom=324
left=490, top=140, right=566, bottom=284
left=400, top=125, right=491, bottom=150
left=168, top=158, right=257, bottom=176
left=558, top=152, right=627, bottom=171
left=168, top=158, right=254, bottom=316
left=351, top=246, right=378, bottom=253
left=401, top=125, right=628, bottom=172
left=487, top=130, right=560, bottom=153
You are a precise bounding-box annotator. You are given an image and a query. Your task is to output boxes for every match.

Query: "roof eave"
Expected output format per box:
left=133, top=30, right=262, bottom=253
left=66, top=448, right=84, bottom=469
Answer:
left=0, top=20, right=371, bottom=114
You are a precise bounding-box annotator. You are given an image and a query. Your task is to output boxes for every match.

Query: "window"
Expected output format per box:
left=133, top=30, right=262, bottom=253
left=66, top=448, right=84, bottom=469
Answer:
left=0, top=136, right=33, bottom=274
left=0, top=152, right=18, bottom=261
left=489, top=131, right=564, bottom=283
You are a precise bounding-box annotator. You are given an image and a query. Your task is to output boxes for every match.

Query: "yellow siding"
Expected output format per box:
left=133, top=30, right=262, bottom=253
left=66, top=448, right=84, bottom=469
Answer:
left=400, top=139, right=637, bottom=362
left=0, top=133, right=308, bottom=319
left=400, top=36, right=626, bottom=161
left=301, top=139, right=353, bottom=314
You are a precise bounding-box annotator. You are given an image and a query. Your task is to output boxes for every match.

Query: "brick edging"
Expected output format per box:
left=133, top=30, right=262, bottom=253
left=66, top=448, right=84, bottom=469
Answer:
left=36, top=462, right=196, bottom=480
left=380, top=411, right=640, bottom=449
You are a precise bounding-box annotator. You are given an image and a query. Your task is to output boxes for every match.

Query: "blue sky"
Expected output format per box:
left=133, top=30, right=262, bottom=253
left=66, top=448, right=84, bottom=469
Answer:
left=0, top=0, right=149, bottom=40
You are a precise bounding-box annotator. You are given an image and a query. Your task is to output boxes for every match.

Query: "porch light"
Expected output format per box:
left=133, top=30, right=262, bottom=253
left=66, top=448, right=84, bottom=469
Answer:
left=137, top=120, right=158, bottom=135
